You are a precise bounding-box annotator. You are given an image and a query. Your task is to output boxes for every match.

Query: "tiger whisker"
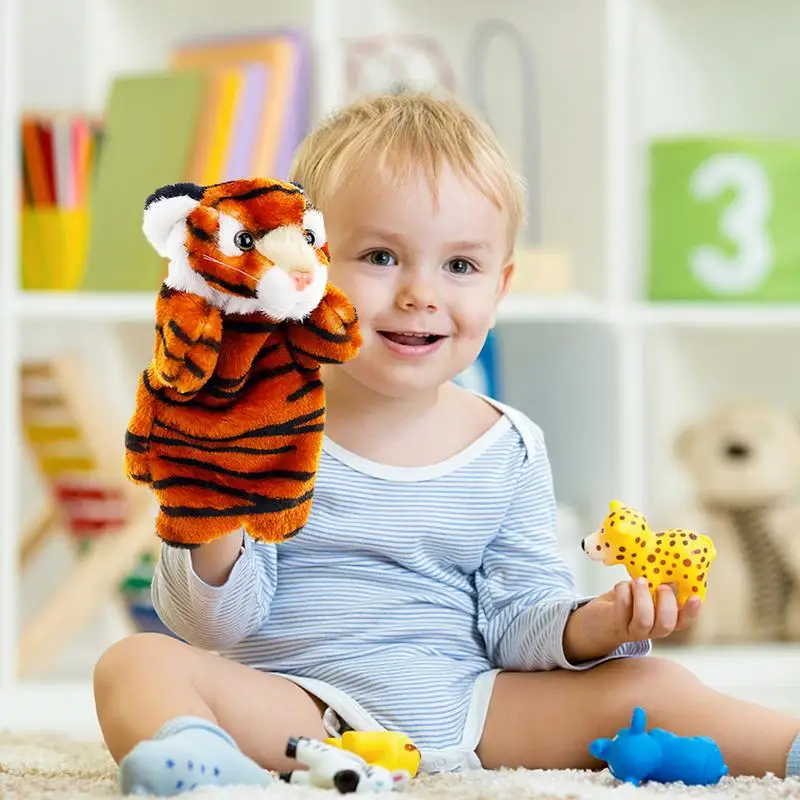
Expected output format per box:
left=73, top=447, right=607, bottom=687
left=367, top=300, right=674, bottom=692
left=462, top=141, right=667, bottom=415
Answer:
left=202, top=254, right=256, bottom=281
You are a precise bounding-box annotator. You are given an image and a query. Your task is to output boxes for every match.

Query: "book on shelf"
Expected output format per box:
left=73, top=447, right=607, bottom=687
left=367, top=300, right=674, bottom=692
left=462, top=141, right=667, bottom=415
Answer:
left=20, top=27, right=311, bottom=294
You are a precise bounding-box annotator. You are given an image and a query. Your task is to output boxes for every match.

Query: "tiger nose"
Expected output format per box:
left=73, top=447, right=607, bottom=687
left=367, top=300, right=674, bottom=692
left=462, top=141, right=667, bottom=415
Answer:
left=289, top=269, right=312, bottom=291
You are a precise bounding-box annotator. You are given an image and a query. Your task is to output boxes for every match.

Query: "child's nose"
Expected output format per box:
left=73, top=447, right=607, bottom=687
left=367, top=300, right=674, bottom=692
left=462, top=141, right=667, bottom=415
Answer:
left=397, top=278, right=438, bottom=311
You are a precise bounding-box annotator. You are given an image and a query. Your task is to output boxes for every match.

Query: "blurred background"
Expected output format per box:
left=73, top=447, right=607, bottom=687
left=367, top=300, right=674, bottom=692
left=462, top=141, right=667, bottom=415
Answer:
left=2, top=0, right=800, bottom=730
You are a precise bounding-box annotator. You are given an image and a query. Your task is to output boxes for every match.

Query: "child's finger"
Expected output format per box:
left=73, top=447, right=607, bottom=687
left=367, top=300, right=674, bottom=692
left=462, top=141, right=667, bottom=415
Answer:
left=650, top=584, right=678, bottom=638
left=627, top=577, right=655, bottom=638
left=675, top=595, right=702, bottom=630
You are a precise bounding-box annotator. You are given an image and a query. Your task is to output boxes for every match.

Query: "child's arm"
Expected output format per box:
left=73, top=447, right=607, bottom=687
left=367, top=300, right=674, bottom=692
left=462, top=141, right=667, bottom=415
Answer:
left=475, top=429, right=650, bottom=672
left=151, top=531, right=277, bottom=651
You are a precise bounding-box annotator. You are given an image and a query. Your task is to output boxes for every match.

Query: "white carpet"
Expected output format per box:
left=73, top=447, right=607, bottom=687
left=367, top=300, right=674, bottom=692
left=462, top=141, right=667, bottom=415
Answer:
left=2, top=731, right=800, bottom=798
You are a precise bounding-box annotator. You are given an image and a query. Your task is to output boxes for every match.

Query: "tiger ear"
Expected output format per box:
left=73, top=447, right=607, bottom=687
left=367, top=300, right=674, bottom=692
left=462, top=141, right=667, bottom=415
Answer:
left=143, top=182, right=205, bottom=257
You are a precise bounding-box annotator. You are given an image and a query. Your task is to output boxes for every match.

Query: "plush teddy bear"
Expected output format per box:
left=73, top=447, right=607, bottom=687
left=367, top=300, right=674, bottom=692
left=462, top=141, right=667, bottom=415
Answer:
left=668, top=400, right=800, bottom=644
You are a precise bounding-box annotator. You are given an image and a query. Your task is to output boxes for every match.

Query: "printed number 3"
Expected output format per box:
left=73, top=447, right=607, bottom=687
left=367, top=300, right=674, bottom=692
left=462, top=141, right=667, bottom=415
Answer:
left=688, top=153, right=774, bottom=294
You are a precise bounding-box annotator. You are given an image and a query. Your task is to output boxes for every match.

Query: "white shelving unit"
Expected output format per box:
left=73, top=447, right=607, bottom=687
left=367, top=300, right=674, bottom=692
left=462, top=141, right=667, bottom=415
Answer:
left=2, top=0, right=800, bottom=736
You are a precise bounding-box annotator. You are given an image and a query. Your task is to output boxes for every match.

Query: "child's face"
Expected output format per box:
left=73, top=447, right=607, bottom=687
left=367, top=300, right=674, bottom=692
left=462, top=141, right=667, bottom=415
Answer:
left=322, top=160, right=514, bottom=400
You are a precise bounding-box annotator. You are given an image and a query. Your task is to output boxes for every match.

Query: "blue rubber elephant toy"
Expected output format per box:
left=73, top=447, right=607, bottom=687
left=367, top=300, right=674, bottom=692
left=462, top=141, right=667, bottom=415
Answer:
left=589, top=707, right=728, bottom=786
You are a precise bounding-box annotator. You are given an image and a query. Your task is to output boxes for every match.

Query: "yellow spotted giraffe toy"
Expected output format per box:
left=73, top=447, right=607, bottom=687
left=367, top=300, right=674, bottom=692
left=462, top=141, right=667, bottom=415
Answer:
left=581, top=500, right=717, bottom=607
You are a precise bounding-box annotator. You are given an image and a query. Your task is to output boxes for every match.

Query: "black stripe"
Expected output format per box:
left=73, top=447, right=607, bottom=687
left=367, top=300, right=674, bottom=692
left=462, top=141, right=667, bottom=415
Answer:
left=289, top=423, right=325, bottom=435
left=168, top=319, right=194, bottom=346
left=151, top=407, right=323, bottom=442
left=150, top=434, right=296, bottom=456
left=156, top=325, right=182, bottom=362
left=159, top=283, right=175, bottom=299
left=284, top=338, right=323, bottom=373
left=158, top=454, right=313, bottom=482
left=287, top=379, right=322, bottom=403
left=290, top=340, right=349, bottom=366
left=197, top=270, right=257, bottom=298
left=184, top=357, right=205, bottom=379
left=202, top=363, right=297, bottom=399
left=207, top=343, right=283, bottom=389
left=187, top=218, right=213, bottom=241
left=298, top=317, right=354, bottom=344
left=159, top=487, right=315, bottom=517
left=198, top=335, right=221, bottom=352
left=125, top=431, right=149, bottom=453
left=130, top=472, right=152, bottom=482
left=224, top=319, right=278, bottom=334
left=211, top=184, right=301, bottom=206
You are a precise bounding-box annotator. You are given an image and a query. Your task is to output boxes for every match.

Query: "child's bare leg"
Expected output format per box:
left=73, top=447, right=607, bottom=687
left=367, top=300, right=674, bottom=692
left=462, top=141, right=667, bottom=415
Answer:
left=477, top=656, right=800, bottom=778
left=94, top=632, right=327, bottom=793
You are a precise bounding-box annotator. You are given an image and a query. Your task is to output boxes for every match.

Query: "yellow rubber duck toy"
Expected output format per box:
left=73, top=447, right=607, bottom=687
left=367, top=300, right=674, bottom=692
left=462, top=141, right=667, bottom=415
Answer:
left=323, top=731, right=421, bottom=778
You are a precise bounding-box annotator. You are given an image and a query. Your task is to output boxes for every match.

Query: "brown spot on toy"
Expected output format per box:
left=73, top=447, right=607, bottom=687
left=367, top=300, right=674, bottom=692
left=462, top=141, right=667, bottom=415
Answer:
left=647, top=554, right=656, bottom=563
left=666, top=570, right=673, bottom=576
left=635, top=537, right=640, bottom=544
left=692, top=586, right=698, bottom=593
left=683, top=558, right=691, bottom=567
left=654, top=568, right=660, bottom=574
left=616, top=555, right=625, bottom=561
left=689, top=533, right=697, bottom=540
left=697, top=573, right=705, bottom=581
left=619, top=546, right=626, bottom=552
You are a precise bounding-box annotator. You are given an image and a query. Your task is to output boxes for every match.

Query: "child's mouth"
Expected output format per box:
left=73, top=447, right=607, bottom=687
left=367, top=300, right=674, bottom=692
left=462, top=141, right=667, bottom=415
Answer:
left=377, top=330, right=447, bottom=356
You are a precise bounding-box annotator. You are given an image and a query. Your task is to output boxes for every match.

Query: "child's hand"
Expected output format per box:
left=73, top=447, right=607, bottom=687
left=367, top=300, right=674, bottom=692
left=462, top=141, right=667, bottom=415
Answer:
left=563, top=577, right=703, bottom=663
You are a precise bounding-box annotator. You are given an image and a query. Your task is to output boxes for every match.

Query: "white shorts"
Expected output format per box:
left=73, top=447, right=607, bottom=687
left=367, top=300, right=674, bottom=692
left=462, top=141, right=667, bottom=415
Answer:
left=267, top=668, right=501, bottom=774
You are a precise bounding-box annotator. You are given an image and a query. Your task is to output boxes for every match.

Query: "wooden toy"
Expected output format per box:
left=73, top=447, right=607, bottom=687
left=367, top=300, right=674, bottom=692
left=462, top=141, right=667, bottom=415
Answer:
left=581, top=500, right=716, bottom=607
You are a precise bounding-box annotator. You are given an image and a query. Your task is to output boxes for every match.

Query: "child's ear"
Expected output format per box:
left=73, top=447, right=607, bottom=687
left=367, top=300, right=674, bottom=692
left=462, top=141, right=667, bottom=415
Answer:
left=498, top=260, right=515, bottom=300
left=489, top=261, right=516, bottom=328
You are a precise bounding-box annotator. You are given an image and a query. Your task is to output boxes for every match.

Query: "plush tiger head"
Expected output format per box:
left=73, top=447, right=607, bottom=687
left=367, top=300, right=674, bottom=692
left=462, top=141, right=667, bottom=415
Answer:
left=142, top=177, right=328, bottom=320
left=581, top=499, right=653, bottom=565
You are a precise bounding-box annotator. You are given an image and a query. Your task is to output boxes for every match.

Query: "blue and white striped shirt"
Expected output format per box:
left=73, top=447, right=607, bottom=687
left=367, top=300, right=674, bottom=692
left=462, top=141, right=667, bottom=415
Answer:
left=152, top=401, right=648, bottom=749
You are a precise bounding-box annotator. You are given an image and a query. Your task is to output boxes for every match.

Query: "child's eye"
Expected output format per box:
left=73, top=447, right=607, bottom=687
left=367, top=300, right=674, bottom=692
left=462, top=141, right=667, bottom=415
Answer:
left=446, top=258, right=476, bottom=275
left=365, top=250, right=396, bottom=266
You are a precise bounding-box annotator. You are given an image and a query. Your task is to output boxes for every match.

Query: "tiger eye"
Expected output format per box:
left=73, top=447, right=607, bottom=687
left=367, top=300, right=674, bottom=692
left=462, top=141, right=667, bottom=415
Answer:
left=234, top=230, right=255, bottom=250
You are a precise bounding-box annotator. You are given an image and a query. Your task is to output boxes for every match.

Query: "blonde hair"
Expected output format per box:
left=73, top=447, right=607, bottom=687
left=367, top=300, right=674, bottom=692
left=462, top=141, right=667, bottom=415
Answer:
left=289, top=90, right=526, bottom=243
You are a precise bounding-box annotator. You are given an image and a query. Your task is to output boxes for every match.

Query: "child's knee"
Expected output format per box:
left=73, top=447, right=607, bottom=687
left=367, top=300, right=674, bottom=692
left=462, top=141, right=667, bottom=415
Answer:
left=94, top=632, right=182, bottom=694
left=599, top=655, right=701, bottom=706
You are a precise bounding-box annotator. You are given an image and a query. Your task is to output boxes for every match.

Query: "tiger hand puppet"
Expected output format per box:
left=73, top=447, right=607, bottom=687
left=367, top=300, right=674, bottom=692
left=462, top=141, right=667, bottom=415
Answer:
left=124, top=177, right=361, bottom=549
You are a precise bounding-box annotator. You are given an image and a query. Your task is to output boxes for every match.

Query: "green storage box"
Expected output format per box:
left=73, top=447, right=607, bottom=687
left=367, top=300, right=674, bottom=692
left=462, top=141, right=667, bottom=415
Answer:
left=647, top=137, right=800, bottom=301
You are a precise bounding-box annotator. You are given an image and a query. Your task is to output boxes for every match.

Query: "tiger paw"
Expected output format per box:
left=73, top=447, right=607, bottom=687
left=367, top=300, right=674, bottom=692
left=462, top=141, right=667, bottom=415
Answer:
left=154, top=288, right=223, bottom=394
left=319, top=283, right=358, bottom=328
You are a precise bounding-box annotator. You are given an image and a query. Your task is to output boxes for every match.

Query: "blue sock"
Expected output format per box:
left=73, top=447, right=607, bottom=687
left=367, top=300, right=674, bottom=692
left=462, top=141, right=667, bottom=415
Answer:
left=787, top=731, right=800, bottom=777
left=119, top=716, right=273, bottom=796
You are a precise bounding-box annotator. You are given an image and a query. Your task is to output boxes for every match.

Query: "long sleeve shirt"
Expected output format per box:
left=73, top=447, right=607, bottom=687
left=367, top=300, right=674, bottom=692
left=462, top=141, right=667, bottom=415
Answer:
left=152, top=403, right=649, bottom=749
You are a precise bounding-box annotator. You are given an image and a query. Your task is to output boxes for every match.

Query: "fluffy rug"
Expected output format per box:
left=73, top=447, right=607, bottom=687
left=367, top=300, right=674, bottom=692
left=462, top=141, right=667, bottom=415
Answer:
left=2, top=731, right=800, bottom=799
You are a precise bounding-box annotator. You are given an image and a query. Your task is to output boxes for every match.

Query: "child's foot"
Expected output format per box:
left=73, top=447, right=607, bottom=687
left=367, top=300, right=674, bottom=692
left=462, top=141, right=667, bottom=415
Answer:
left=119, top=716, right=273, bottom=796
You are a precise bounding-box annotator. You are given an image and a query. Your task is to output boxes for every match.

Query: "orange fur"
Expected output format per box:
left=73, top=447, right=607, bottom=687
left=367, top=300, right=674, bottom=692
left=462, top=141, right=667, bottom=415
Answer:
left=125, top=178, right=361, bottom=548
